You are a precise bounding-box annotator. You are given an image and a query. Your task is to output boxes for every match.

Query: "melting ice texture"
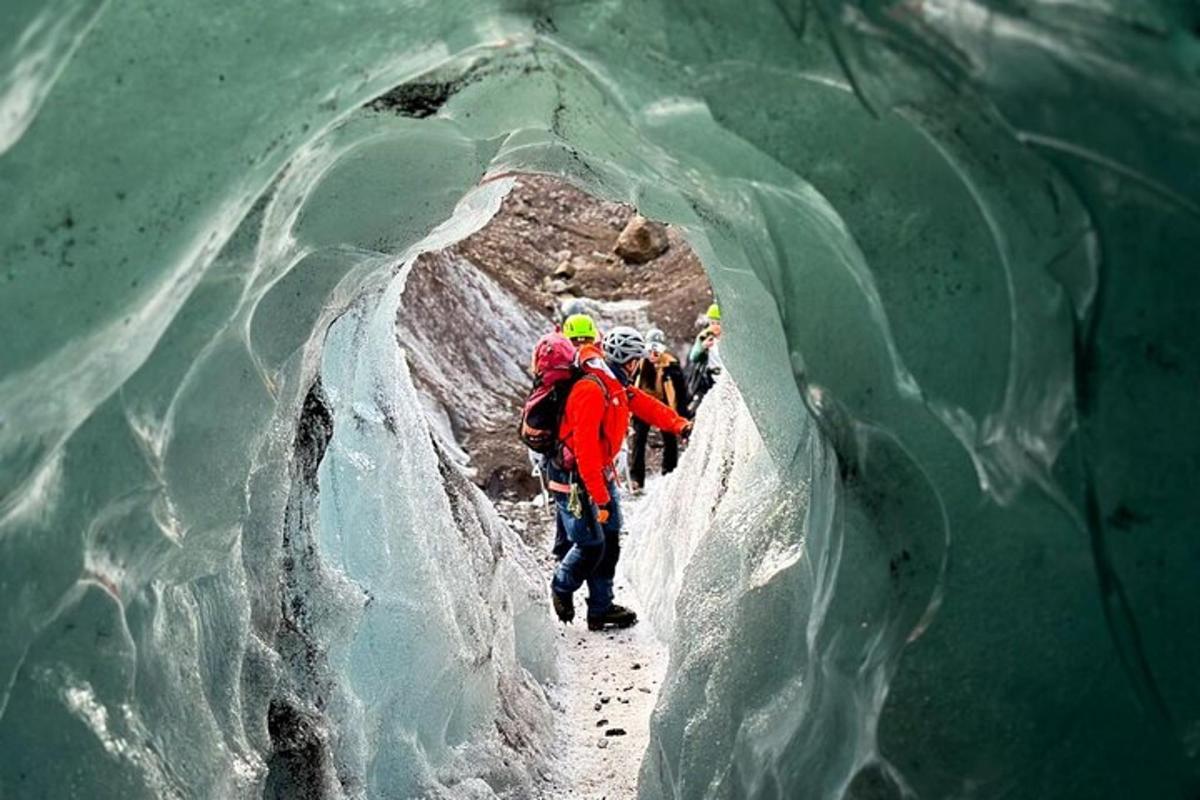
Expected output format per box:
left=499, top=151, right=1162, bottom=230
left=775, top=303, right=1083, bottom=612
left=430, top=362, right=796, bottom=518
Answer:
left=2, top=2, right=1199, bottom=799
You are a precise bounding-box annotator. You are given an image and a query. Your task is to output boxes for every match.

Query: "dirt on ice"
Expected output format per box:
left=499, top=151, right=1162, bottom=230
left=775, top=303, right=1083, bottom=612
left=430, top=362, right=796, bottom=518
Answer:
left=548, top=611, right=667, bottom=800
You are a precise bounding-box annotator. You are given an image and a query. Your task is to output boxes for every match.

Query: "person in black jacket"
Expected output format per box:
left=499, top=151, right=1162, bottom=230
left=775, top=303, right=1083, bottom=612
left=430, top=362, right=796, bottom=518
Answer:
left=630, top=328, right=689, bottom=491
left=686, top=304, right=723, bottom=416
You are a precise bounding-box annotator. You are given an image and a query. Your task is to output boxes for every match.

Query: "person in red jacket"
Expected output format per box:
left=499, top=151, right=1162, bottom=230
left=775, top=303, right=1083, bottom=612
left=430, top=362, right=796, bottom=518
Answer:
left=547, top=326, right=692, bottom=630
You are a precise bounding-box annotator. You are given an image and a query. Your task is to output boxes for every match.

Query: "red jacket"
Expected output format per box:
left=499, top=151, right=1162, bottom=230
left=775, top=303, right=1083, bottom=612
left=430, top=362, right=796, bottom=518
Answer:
left=559, top=345, right=689, bottom=506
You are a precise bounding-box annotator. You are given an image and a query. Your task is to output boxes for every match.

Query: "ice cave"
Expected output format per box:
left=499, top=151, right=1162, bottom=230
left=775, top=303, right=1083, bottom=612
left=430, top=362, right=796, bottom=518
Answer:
left=1, top=1, right=1198, bottom=798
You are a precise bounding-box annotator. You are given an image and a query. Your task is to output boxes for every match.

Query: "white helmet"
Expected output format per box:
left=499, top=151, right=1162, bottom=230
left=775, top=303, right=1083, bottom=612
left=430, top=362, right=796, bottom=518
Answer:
left=645, top=327, right=666, bottom=355
left=602, top=326, right=647, bottom=364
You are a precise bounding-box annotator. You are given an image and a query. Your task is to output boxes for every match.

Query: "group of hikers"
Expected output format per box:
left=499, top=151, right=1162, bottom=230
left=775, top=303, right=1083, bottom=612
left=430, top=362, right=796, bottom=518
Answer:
left=519, top=303, right=724, bottom=630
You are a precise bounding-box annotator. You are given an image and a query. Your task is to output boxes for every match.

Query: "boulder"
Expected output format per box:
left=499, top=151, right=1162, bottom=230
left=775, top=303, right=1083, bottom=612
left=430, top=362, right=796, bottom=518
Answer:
left=613, top=215, right=669, bottom=263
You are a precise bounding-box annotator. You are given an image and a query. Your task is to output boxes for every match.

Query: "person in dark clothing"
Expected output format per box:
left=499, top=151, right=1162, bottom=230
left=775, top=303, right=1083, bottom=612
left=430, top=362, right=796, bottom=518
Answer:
left=630, top=328, right=688, bottom=492
left=686, top=303, right=723, bottom=416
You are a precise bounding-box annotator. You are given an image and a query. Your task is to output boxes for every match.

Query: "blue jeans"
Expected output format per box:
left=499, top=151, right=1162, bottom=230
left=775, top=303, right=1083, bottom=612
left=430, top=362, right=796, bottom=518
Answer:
left=548, top=462, right=623, bottom=617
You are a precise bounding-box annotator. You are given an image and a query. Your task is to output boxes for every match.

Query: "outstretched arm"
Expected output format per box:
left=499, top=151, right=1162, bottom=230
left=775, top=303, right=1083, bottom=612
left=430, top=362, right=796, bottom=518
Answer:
left=628, top=386, right=690, bottom=436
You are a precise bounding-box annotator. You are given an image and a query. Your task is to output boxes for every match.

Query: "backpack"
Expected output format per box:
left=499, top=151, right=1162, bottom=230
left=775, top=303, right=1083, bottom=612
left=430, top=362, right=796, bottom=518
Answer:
left=519, top=333, right=584, bottom=454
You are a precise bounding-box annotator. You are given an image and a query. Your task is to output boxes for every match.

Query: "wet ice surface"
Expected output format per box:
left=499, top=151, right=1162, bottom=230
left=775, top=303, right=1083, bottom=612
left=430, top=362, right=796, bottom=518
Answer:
left=625, top=377, right=779, bottom=642
left=3, top=1, right=1199, bottom=798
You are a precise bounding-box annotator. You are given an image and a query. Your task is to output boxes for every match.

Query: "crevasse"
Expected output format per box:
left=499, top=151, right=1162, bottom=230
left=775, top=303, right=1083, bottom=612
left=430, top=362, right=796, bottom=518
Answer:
left=1, top=2, right=1198, bottom=799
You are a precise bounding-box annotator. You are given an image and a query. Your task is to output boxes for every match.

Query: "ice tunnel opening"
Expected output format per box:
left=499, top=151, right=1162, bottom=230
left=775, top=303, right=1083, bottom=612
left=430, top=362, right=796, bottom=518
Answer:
left=304, top=45, right=912, bottom=800
left=391, top=171, right=734, bottom=798
left=245, top=50, right=827, bottom=791
left=280, top=108, right=843, bottom=796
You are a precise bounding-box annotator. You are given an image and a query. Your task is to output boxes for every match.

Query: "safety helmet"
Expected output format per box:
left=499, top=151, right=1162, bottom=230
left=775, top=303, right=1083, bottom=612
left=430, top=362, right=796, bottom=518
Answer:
left=602, top=326, right=647, bottom=364
left=706, top=303, right=721, bottom=321
left=562, top=313, right=598, bottom=342
left=645, top=328, right=666, bottom=356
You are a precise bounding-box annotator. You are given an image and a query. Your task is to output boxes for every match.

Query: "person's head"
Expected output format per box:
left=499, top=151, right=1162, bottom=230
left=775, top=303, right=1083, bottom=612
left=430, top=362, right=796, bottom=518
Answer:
left=602, top=326, right=647, bottom=377
left=706, top=303, right=721, bottom=322
left=645, top=327, right=666, bottom=358
left=562, top=313, right=599, bottom=346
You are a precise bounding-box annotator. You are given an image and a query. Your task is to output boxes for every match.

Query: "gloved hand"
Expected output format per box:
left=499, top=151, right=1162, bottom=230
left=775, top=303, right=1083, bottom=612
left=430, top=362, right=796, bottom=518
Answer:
left=596, top=506, right=611, bottom=525
left=679, top=421, right=694, bottom=443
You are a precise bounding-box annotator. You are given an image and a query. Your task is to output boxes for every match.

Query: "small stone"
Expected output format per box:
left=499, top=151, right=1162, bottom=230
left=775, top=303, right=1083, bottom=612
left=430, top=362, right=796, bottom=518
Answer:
left=594, top=702, right=602, bottom=711
left=545, top=278, right=577, bottom=294
left=639, top=687, right=652, bottom=694
left=605, top=728, right=627, bottom=737
left=600, top=696, right=611, bottom=704
left=553, top=259, right=576, bottom=279
left=598, top=739, right=609, bottom=749
left=596, top=718, right=609, bottom=727
left=631, top=663, right=641, bottom=670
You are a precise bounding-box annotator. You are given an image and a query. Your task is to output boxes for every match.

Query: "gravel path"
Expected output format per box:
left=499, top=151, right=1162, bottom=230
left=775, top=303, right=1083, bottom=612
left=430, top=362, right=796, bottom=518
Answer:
left=505, top=492, right=667, bottom=800
left=544, top=576, right=668, bottom=800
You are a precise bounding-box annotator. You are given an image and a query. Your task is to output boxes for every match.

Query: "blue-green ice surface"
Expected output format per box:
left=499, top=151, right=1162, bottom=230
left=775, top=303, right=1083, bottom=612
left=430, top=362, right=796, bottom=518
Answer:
left=1, top=2, right=1198, bottom=798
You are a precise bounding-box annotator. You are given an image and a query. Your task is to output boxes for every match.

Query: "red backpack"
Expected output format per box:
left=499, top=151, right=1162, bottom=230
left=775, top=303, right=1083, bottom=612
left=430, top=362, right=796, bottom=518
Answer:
left=519, top=332, right=597, bottom=454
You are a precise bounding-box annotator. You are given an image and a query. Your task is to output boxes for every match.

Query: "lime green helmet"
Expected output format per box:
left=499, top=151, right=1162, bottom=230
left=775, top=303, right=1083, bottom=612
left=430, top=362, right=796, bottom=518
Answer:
left=706, top=303, right=722, bottom=321
left=562, top=313, right=598, bottom=342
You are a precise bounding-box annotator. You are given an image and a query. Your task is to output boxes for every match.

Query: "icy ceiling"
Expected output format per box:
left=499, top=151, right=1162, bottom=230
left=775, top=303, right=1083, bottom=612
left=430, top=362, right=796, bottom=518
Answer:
left=1, top=1, right=1198, bottom=798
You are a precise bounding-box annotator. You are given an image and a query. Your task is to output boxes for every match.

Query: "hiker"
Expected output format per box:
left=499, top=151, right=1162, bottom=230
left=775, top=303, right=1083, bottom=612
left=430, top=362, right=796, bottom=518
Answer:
left=546, top=327, right=691, bottom=630
left=686, top=303, right=723, bottom=415
left=629, top=328, right=688, bottom=492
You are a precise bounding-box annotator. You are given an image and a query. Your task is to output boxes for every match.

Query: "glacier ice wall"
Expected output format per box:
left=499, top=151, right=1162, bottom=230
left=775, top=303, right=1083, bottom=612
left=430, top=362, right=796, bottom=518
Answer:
left=625, top=377, right=789, bottom=644
left=2, top=1, right=1198, bottom=799
left=313, top=230, right=558, bottom=798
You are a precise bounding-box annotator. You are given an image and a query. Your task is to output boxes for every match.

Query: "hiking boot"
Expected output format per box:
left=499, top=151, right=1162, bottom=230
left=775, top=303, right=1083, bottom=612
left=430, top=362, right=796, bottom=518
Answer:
left=552, top=590, right=575, bottom=624
left=587, top=604, right=638, bottom=631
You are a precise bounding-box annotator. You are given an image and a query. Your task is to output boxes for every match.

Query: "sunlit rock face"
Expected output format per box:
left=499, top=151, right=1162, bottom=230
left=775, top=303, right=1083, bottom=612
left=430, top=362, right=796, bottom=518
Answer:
left=1, top=2, right=1197, bottom=799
